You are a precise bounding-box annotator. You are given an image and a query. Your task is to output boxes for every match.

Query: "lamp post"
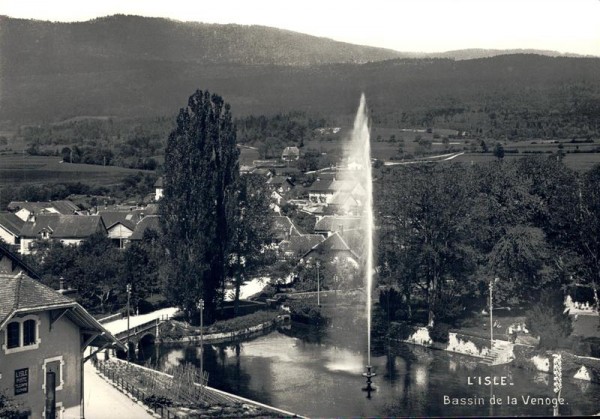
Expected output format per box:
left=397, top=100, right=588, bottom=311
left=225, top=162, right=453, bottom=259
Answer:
left=316, top=261, right=321, bottom=307
left=126, top=283, right=131, bottom=362
left=489, top=278, right=498, bottom=350
left=334, top=274, right=338, bottom=308
left=197, top=298, right=205, bottom=382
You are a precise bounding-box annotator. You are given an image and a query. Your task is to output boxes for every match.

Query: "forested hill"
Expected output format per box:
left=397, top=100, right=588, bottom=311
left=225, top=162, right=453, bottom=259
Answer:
left=0, top=14, right=409, bottom=70
left=1, top=15, right=599, bottom=132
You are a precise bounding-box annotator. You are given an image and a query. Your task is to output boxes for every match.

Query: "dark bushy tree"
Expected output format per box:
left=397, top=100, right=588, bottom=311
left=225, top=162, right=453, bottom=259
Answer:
left=229, top=173, right=274, bottom=315
left=526, top=289, right=573, bottom=349
left=0, top=390, right=25, bottom=419
left=160, top=90, right=239, bottom=323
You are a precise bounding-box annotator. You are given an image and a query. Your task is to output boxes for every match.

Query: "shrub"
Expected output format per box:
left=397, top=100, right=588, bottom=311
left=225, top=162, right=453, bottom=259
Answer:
left=288, top=301, right=324, bottom=325
left=429, top=322, right=451, bottom=344
left=0, top=391, right=26, bottom=419
left=389, top=321, right=417, bottom=341
left=526, top=290, right=573, bottom=349
left=144, top=395, right=173, bottom=409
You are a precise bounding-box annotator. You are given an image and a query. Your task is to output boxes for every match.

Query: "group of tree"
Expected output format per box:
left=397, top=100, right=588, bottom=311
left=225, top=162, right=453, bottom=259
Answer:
left=0, top=182, right=108, bottom=209
left=376, top=156, right=600, bottom=346
left=236, top=112, right=325, bottom=159
left=17, top=91, right=276, bottom=322
left=25, top=230, right=162, bottom=314
left=20, top=117, right=172, bottom=170
left=159, top=90, right=274, bottom=324
left=0, top=171, right=157, bottom=210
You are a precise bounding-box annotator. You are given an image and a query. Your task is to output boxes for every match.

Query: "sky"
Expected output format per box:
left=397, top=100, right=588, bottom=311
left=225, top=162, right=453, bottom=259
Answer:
left=1, top=0, right=599, bottom=56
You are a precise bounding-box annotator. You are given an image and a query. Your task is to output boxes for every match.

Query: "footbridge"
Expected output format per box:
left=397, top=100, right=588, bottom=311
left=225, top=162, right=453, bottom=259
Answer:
left=100, top=307, right=178, bottom=355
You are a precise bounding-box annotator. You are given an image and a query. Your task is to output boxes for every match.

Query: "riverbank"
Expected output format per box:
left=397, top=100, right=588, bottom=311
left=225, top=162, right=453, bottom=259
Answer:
left=400, top=325, right=600, bottom=384
left=158, top=310, right=289, bottom=344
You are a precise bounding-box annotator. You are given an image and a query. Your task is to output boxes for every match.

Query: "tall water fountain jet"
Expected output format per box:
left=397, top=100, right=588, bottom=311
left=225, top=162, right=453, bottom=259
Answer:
left=341, top=94, right=376, bottom=394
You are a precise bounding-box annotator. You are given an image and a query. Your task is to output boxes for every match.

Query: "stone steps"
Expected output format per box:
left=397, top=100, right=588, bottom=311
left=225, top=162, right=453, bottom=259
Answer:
left=482, top=341, right=512, bottom=366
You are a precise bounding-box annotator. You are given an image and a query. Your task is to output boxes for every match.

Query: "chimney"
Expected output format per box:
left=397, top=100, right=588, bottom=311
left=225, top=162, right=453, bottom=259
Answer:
left=58, top=277, right=65, bottom=293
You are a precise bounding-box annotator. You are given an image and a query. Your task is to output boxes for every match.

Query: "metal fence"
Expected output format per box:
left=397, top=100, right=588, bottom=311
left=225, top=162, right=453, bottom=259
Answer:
left=93, top=358, right=180, bottom=419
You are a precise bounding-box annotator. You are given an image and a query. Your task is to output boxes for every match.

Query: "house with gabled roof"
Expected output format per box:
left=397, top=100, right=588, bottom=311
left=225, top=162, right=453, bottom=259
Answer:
left=302, top=232, right=360, bottom=265
left=0, top=212, right=25, bottom=247
left=282, top=146, right=300, bottom=161
left=98, top=211, right=142, bottom=248
left=0, top=271, right=124, bottom=418
left=329, top=192, right=363, bottom=216
left=271, top=216, right=301, bottom=243
left=314, top=216, right=363, bottom=237
left=154, top=177, right=164, bottom=201
left=20, top=215, right=106, bottom=255
left=8, top=201, right=80, bottom=222
left=307, top=178, right=335, bottom=205
left=267, top=175, right=294, bottom=194
left=279, top=234, right=325, bottom=259
left=129, top=215, right=161, bottom=241
left=0, top=241, right=40, bottom=279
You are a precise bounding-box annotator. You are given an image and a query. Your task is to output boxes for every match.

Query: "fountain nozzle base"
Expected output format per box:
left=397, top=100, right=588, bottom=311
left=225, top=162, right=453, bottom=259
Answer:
left=362, top=365, right=377, bottom=395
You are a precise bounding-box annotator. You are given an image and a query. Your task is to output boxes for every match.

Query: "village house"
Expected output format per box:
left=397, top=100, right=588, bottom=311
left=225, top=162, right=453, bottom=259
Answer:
left=0, top=271, right=124, bottom=418
left=0, top=213, right=25, bottom=248
left=154, top=177, right=164, bottom=201
left=0, top=243, right=123, bottom=418
left=129, top=215, right=161, bottom=242
left=302, top=231, right=360, bottom=265
left=306, top=175, right=365, bottom=211
left=314, top=215, right=363, bottom=237
left=267, top=175, right=294, bottom=195
left=19, top=215, right=106, bottom=255
left=279, top=234, right=325, bottom=259
left=271, top=216, right=301, bottom=244
left=281, top=146, right=300, bottom=162
left=0, top=242, right=40, bottom=279
left=98, top=211, right=144, bottom=249
left=7, top=201, right=80, bottom=223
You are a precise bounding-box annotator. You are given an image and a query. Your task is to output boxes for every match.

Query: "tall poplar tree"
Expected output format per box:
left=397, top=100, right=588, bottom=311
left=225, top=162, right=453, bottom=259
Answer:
left=160, top=90, right=239, bottom=322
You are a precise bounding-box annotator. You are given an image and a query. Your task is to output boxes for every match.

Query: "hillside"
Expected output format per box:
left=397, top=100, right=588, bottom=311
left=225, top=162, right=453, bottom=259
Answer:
left=0, top=14, right=408, bottom=71
left=1, top=15, right=599, bottom=133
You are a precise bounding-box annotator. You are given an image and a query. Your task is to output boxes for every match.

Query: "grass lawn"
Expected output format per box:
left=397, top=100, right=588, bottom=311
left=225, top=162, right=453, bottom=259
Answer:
left=457, top=312, right=528, bottom=341
left=455, top=310, right=600, bottom=347
left=571, top=314, right=600, bottom=338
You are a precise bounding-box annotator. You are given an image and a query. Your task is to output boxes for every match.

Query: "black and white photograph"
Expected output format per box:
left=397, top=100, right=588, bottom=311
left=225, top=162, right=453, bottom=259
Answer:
left=1, top=1, right=599, bottom=417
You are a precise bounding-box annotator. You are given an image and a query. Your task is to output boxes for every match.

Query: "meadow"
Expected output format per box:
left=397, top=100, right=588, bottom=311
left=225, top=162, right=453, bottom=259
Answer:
left=0, top=154, right=153, bottom=188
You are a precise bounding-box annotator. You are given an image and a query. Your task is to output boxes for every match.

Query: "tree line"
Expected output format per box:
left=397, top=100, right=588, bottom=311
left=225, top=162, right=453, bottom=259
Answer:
left=376, top=157, right=600, bottom=345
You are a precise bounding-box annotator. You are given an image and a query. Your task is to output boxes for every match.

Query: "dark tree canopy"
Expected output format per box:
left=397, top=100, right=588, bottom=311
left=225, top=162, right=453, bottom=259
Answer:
left=160, top=90, right=239, bottom=322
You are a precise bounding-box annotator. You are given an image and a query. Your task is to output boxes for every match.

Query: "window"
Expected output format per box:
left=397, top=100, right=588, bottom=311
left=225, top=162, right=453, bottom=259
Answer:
left=7, top=322, right=20, bottom=349
left=23, top=319, right=36, bottom=346
left=3, top=315, right=40, bottom=354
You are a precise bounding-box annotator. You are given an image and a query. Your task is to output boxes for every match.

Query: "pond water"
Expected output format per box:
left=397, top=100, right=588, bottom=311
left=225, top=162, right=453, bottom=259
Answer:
left=137, top=324, right=600, bottom=417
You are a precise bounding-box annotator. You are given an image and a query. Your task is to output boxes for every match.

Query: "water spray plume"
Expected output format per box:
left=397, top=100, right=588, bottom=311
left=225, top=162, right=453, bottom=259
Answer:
left=346, top=94, right=376, bottom=394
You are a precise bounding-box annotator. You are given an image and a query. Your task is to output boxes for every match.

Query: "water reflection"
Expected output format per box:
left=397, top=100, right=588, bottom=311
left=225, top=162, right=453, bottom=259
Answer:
left=138, top=326, right=600, bottom=417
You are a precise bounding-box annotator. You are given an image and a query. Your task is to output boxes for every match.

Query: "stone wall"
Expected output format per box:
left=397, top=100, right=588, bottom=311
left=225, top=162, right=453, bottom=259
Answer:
left=404, top=327, right=492, bottom=359
left=161, top=320, right=277, bottom=344
left=512, top=344, right=600, bottom=384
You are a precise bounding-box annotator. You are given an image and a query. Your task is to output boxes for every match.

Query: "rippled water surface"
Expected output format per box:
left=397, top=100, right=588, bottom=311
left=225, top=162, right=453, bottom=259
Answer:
left=138, top=326, right=600, bottom=417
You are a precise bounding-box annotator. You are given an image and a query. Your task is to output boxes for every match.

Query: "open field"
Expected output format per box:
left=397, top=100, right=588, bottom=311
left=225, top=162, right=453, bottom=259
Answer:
left=306, top=127, right=600, bottom=171
left=452, top=152, right=600, bottom=172
left=0, top=155, right=154, bottom=188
